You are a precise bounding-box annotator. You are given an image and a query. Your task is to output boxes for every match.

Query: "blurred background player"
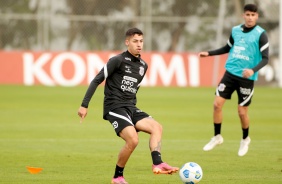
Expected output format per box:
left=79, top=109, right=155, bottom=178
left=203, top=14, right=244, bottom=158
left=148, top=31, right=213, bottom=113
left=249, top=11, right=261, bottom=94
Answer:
left=78, top=28, right=178, bottom=184
left=198, top=4, right=269, bottom=156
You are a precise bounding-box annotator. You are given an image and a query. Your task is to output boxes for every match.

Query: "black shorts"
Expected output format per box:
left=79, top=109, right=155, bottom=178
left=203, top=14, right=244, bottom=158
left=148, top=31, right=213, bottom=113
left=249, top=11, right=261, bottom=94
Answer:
left=105, top=106, right=151, bottom=136
left=216, top=71, right=254, bottom=106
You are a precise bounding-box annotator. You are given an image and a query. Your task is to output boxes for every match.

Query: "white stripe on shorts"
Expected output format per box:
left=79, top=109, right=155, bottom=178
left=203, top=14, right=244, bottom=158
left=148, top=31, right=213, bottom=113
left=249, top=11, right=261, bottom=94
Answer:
left=239, top=89, right=254, bottom=106
left=109, top=111, right=134, bottom=126
left=216, top=87, right=220, bottom=96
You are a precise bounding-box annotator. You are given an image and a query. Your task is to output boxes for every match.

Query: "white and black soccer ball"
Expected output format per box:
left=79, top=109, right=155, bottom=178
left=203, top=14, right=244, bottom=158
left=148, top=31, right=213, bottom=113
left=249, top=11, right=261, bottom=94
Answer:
left=179, top=162, right=203, bottom=184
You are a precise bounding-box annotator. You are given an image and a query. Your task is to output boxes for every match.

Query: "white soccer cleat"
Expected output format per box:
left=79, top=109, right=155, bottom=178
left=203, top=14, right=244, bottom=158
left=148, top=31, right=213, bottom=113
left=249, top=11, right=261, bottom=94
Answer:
left=203, top=134, right=224, bottom=151
left=238, top=136, right=251, bottom=156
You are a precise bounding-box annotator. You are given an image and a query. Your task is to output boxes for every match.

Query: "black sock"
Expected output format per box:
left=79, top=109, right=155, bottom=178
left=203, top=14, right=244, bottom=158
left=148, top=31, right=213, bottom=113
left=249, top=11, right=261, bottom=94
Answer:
left=242, top=127, right=249, bottom=139
left=113, top=165, right=124, bottom=178
left=151, top=151, right=163, bottom=165
left=214, top=123, right=221, bottom=136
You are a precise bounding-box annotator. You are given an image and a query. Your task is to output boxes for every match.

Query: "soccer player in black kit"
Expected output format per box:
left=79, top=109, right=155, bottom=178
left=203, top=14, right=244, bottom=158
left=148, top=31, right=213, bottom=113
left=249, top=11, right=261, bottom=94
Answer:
left=78, top=28, right=178, bottom=184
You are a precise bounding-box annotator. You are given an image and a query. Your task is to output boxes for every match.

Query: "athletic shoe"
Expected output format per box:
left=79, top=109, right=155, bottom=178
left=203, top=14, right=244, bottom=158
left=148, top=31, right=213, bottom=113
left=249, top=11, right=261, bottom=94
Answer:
left=152, top=162, right=179, bottom=174
left=203, top=134, right=224, bottom=151
left=238, top=136, right=251, bottom=156
left=111, top=176, right=128, bottom=184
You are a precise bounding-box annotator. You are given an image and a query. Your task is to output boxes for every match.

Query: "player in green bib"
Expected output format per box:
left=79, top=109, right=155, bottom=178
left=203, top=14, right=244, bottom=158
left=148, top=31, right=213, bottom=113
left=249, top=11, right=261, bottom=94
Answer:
left=226, top=24, right=265, bottom=81
left=199, top=4, right=269, bottom=156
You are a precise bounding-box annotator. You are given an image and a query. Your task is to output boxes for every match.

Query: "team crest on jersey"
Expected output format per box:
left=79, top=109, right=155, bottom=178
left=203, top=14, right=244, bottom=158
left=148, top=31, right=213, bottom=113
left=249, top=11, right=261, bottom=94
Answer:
left=139, top=66, right=145, bottom=76
left=218, top=83, right=226, bottom=92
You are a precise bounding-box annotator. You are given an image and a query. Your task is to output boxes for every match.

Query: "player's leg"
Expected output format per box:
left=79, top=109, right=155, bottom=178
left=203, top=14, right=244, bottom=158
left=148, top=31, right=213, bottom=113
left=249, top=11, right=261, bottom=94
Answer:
left=202, top=95, right=225, bottom=151
left=118, top=126, right=139, bottom=167
left=203, top=72, right=234, bottom=151
left=237, top=106, right=251, bottom=156
left=110, top=126, right=137, bottom=183
left=236, top=79, right=254, bottom=156
left=213, top=95, right=226, bottom=128
left=135, top=117, right=162, bottom=152
left=106, top=109, right=137, bottom=184
left=238, top=105, right=249, bottom=129
left=135, top=117, right=179, bottom=174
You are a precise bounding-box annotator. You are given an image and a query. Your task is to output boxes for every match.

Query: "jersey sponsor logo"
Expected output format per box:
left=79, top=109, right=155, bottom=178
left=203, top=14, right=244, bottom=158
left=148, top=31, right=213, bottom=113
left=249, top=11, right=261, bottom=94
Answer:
left=232, top=53, right=249, bottom=61
left=121, top=76, right=137, bottom=93
left=234, top=46, right=245, bottom=51
left=123, top=76, right=137, bottom=82
left=240, top=87, right=251, bottom=95
left=218, top=83, right=226, bottom=92
left=139, top=66, right=144, bottom=76
left=232, top=45, right=249, bottom=61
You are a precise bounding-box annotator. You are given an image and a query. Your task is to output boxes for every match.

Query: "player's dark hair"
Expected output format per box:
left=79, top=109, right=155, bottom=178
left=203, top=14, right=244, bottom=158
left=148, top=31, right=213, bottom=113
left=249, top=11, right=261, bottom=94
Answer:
left=125, top=28, right=143, bottom=38
left=244, top=4, right=258, bottom=12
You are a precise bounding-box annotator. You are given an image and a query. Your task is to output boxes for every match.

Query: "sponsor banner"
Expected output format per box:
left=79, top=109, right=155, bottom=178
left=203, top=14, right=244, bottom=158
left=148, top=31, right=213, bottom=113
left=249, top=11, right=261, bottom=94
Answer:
left=1, top=51, right=264, bottom=87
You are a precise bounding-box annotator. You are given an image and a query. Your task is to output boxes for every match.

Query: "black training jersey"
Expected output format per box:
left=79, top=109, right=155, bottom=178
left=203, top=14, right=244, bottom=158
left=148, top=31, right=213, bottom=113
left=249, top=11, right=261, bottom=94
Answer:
left=81, top=50, right=148, bottom=119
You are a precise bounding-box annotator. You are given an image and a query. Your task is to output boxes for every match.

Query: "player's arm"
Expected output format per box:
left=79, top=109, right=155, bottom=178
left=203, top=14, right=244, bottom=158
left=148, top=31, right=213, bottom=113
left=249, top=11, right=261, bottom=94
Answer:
left=78, top=68, right=105, bottom=123
left=198, top=34, right=233, bottom=57
left=78, top=57, right=120, bottom=123
left=80, top=68, right=105, bottom=108
left=252, top=32, right=269, bottom=72
left=243, top=32, right=269, bottom=78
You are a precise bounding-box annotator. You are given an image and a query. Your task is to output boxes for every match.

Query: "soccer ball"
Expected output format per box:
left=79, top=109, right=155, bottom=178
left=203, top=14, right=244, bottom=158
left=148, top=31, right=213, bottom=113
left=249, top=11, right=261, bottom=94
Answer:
left=179, top=162, right=203, bottom=184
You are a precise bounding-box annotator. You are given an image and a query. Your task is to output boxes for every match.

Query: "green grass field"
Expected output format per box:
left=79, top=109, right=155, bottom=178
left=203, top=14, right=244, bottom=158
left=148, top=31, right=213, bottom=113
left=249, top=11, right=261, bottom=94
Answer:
left=0, top=85, right=281, bottom=184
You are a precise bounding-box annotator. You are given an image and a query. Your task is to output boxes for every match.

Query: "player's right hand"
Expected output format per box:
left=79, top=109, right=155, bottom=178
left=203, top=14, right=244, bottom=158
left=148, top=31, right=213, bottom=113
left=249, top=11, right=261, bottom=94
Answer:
left=198, top=52, right=209, bottom=57
left=78, top=106, right=88, bottom=124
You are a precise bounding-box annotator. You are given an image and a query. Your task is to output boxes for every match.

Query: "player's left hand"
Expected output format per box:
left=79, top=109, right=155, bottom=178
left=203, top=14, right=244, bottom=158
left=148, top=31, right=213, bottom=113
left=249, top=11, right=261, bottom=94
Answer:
left=242, top=69, right=254, bottom=78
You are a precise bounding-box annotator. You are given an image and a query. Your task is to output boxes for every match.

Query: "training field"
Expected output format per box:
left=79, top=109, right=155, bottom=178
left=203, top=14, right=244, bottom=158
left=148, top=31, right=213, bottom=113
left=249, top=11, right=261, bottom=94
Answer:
left=1, top=85, right=281, bottom=184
